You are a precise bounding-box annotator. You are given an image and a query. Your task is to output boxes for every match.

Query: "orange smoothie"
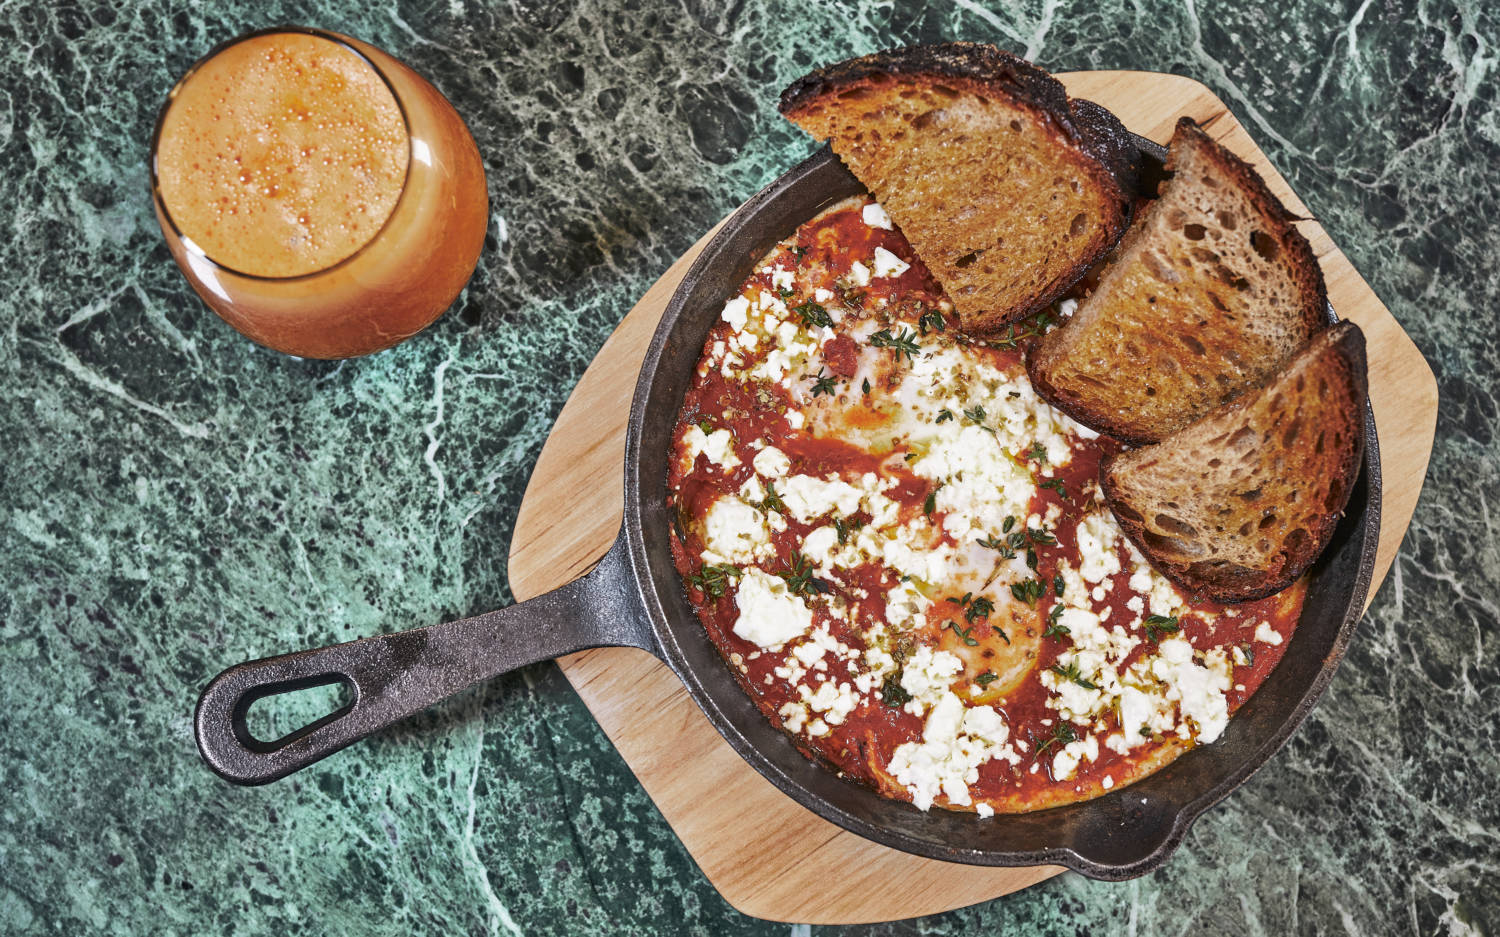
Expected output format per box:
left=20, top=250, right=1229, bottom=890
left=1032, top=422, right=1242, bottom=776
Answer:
left=155, top=33, right=410, bottom=278
left=151, top=28, right=488, bottom=358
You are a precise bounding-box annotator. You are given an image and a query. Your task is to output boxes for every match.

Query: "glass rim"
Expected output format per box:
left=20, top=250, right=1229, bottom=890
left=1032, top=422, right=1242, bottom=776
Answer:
left=148, top=24, right=415, bottom=283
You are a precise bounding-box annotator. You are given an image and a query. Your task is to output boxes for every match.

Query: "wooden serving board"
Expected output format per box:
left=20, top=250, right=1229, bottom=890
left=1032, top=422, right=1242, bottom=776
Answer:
left=507, top=71, right=1438, bottom=924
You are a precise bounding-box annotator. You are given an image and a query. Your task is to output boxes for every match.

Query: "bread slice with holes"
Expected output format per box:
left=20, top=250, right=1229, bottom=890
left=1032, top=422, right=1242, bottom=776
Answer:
left=1100, top=321, right=1367, bottom=603
left=779, top=43, right=1137, bottom=332
left=1027, top=117, right=1327, bottom=444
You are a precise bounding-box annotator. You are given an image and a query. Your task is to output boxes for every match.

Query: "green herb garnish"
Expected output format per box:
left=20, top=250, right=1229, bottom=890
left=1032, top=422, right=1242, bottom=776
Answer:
left=918, top=310, right=946, bottom=335
left=946, top=621, right=979, bottom=647
left=1010, top=578, right=1046, bottom=606
left=1144, top=614, right=1181, bottom=642
left=936, top=408, right=954, bottom=423
left=1049, top=660, right=1099, bottom=690
left=989, top=310, right=1054, bottom=350
left=1043, top=603, right=1069, bottom=639
left=778, top=551, right=828, bottom=597
left=880, top=674, right=912, bottom=707
left=793, top=301, right=832, bottom=329
left=688, top=563, right=740, bottom=598
left=1033, top=721, right=1078, bottom=758
left=808, top=369, right=837, bottom=397
left=833, top=515, right=863, bottom=545
left=758, top=482, right=786, bottom=515
left=974, top=671, right=999, bottom=686
left=869, top=328, right=920, bottom=362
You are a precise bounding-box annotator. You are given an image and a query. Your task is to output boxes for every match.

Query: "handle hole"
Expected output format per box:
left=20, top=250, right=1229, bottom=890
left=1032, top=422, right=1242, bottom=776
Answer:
left=237, top=675, right=355, bottom=751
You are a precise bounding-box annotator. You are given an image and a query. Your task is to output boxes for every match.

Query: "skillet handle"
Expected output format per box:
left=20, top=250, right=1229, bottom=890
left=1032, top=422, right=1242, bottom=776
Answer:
left=195, top=532, right=652, bottom=785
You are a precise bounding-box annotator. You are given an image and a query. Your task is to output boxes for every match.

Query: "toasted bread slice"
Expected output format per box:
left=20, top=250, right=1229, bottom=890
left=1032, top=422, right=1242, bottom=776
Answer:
left=1028, top=118, right=1327, bottom=444
left=780, top=43, right=1136, bottom=332
left=1100, top=322, right=1367, bottom=603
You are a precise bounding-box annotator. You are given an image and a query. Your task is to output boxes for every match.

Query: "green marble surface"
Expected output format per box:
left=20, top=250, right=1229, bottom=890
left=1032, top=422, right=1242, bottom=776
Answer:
left=2, top=0, right=1496, bottom=933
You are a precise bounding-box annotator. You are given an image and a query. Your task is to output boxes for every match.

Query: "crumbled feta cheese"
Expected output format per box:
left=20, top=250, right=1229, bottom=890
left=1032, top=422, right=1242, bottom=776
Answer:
left=1254, top=621, right=1283, bottom=646
left=753, top=446, right=790, bottom=478
left=702, top=496, right=771, bottom=564
left=778, top=474, right=865, bottom=523
left=898, top=645, right=964, bottom=715
left=721, top=295, right=750, bottom=331
left=862, top=202, right=894, bottom=230
left=872, top=246, right=910, bottom=279
left=1149, top=639, right=1233, bottom=743
left=732, top=568, right=814, bottom=649
left=779, top=701, right=808, bottom=733
left=885, top=579, right=930, bottom=629
left=1076, top=512, right=1122, bottom=583
left=848, top=261, right=872, bottom=287
left=680, top=425, right=740, bottom=472
left=800, top=525, right=840, bottom=572
left=888, top=693, right=1018, bottom=809
left=1051, top=734, right=1099, bottom=781
left=800, top=678, right=859, bottom=726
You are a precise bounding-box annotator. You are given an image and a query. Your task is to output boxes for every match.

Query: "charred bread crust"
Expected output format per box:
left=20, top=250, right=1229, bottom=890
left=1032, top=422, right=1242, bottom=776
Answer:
left=1099, top=322, right=1368, bottom=603
left=779, top=43, right=1070, bottom=125
left=780, top=43, right=1138, bottom=331
left=1069, top=98, right=1144, bottom=201
left=779, top=43, right=1138, bottom=201
left=1169, top=117, right=1328, bottom=334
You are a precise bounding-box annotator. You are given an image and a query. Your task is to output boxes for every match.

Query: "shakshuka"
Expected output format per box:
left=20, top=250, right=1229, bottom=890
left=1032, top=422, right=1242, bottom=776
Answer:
left=667, top=196, right=1304, bottom=815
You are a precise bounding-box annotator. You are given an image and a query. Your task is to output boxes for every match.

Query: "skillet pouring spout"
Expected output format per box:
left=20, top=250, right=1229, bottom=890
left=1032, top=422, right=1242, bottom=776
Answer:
left=194, top=534, right=652, bottom=785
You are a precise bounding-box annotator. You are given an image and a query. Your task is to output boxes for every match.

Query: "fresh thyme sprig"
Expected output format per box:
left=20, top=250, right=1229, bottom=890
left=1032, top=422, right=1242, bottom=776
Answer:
left=1043, top=602, right=1069, bottom=639
left=793, top=300, right=832, bottom=329
left=807, top=369, right=838, bottom=397
left=688, top=563, right=740, bottom=599
left=1049, top=660, right=1099, bottom=690
left=869, top=328, right=920, bottom=362
left=918, top=310, right=946, bottom=335
left=758, top=482, right=786, bottom=515
left=989, top=310, right=1054, bottom=350
left=1144, top=614, right=1181, bottom=642
left=1033, top=721, right=1078, bottom=759
left=778, top=550, right=829, bottom=597
left=945, top=621, right=979, bottom=647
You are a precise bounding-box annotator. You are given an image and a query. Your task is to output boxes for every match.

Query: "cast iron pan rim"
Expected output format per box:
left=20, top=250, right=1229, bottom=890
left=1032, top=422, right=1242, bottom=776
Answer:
left=624, top=140, right=1380, bottom=878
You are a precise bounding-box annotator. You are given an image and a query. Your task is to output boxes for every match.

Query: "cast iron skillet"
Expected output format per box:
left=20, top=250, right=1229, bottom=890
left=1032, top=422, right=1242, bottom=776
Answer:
left=196, top=138, right=1381, bottom=880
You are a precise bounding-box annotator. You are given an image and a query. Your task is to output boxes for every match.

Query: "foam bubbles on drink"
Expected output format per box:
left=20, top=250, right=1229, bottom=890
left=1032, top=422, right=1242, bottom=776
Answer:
left=155, top=32, right=410, bottom=278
